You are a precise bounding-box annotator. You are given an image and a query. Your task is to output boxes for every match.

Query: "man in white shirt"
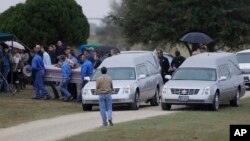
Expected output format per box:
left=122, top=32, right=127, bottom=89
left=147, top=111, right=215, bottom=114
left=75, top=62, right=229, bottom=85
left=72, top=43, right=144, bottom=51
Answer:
left=41, top=45, right=59, bottom=99
left=41, top=46, right=52, bottom=65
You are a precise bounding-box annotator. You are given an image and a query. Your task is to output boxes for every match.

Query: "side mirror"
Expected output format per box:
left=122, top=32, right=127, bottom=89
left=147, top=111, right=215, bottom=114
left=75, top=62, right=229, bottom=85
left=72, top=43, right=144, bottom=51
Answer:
left=165, top=75, right=171, bottom=80
left=139, top=74, right=146, bottom=79
left=219, top=76, right=227, bottom=81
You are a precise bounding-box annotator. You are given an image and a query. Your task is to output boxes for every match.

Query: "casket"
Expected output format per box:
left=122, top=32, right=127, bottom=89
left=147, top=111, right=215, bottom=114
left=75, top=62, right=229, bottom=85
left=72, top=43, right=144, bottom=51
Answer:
left=44, top=65, right=82, bottom=83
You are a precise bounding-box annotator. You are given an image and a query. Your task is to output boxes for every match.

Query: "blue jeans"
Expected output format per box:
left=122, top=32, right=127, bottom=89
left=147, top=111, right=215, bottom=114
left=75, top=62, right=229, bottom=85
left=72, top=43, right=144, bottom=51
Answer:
left=1, top=65, right=10, bottom=92
left=99, top=94, right=112, bottom=126
left=34, top=70, right=50, bottom=98
left=60, top=79, right=71, bottom=100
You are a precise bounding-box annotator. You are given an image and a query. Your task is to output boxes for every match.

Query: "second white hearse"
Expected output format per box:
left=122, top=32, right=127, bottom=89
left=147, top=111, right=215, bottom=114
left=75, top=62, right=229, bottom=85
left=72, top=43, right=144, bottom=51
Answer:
left=161, top=52, right=245, bottom=111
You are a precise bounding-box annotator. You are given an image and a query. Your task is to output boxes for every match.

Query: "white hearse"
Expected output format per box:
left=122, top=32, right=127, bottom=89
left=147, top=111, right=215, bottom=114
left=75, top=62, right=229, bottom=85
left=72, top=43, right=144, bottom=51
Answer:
left=161, top=52, right=245, bottom=111
left=81, top=52, right=163, bottom=111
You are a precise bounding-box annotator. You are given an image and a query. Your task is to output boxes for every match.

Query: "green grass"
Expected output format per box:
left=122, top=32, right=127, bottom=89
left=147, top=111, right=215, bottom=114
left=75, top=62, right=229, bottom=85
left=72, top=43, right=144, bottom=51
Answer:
left=63, top=98, right=250, bottom=141
left=0, top=86, right=81, bottom=128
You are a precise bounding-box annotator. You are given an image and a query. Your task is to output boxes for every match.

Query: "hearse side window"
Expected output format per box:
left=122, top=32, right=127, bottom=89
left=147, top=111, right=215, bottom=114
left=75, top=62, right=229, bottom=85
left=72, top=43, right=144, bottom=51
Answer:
left=137, top=65, right=149, bottom=77
left=219, top=65, right=231, bottom=79
left=146, top=62, right=157, bottom=75
left=152, top=53, right=160, bottom=69
left=217, top=69, right=222, bottom=78
left=228, top=60, right=241, bottom=75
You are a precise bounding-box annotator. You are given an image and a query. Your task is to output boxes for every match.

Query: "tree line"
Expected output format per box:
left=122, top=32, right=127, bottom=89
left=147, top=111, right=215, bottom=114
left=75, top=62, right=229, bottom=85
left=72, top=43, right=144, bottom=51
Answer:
left=0, top=0, right=89, bottom=47
left=1, top=0, right=250, bottom=52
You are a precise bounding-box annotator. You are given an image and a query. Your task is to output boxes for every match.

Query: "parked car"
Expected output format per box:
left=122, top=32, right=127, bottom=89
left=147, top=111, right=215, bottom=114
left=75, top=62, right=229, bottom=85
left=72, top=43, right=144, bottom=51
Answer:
left=81, top=52, right=163, bottom=111
left=161, top=52, right=245, bottom=111
left=236, top=49, right=250, bottom=87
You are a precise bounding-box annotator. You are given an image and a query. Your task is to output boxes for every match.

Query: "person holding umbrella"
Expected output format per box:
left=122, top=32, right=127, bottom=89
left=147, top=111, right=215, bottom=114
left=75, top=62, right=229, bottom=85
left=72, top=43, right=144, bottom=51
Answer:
left=192, top=45, right=207, bottom=56
left=199, top=45, right=207, bottom=53
left=180, top=32, right=213, bottom=56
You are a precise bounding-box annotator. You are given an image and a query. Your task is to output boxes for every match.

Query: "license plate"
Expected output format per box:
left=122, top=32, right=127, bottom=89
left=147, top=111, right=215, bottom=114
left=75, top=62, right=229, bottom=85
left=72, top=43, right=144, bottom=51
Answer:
left=179, top=96, right=189, bottom=101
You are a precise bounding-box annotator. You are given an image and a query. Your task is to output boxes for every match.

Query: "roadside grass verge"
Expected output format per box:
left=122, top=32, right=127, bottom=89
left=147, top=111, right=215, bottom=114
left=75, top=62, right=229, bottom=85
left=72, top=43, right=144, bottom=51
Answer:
left=0, top=86, right=81, bottom=128
left=63, top=98, right=250, bottom=141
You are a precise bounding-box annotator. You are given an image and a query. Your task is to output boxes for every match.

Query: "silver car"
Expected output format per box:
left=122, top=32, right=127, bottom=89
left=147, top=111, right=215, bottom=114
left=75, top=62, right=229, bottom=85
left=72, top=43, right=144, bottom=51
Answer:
left=81, top=52, right=163, bottom=111
left=161, top=52, right=245, bottom=111
left=236, top=49, right=250, bottom=86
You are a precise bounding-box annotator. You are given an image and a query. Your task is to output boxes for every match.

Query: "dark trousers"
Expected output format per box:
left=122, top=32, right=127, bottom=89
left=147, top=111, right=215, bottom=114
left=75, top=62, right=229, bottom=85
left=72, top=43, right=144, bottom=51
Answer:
left=161, top=72, right=167, bottom=84
left=48, top=81, right=59, bottom=98
left=68, top=83, right=77, bottom=99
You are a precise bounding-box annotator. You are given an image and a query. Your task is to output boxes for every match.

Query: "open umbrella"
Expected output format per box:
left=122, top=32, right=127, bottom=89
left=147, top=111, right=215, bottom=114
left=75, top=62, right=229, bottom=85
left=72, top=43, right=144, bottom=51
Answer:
left=5, top=41, right=25, bottom=50
left=180, top=32, right=213, bottom=45
left=78, top=42, right=103, bottom=53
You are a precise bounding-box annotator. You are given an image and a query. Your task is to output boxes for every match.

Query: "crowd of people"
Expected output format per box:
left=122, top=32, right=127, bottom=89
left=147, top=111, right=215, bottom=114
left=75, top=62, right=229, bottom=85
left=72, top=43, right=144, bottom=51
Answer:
left=0, top=40, right=119, bottom=102
left=1, top=40, right=207, bottom=103
left=1, top=42, right=209, bottom=127
left=30, top=41, right=120, bottom=102
left=0, top=42, right=30, bottom=93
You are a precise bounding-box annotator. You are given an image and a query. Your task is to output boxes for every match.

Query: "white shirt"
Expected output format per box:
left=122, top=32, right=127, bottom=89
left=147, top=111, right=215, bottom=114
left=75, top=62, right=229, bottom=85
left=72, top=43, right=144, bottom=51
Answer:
left=14, top=53, right=21, bottom=64
left=43, top=52, right=52, bottom=65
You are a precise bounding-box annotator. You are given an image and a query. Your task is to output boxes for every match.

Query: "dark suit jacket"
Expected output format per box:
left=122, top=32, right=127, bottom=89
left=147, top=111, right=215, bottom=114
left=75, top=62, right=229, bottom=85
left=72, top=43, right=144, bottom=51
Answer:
left=159, top=56, right=170, bottom=74
left=94, top=59, right=102, bottom=69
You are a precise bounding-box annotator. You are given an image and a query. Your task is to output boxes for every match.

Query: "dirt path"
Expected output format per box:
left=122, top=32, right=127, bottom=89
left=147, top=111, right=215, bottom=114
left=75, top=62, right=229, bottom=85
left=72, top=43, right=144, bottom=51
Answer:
left=0, top=92, right=249, bottom=141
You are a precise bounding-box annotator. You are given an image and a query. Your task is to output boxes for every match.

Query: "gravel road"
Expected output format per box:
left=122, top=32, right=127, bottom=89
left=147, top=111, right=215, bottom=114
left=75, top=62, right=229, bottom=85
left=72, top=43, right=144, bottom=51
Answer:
left=0, top=92, right=249, bottom=141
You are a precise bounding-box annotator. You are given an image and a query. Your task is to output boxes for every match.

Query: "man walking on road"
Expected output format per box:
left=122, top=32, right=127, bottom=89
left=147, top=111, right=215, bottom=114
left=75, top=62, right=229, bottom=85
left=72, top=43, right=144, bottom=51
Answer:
left=96, top=67, right=114, bottom=127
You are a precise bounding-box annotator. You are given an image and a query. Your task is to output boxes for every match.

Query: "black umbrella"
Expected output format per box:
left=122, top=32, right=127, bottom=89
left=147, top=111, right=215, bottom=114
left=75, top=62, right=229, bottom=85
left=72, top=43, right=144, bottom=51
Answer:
left=180, top=32, right=213, bottom=45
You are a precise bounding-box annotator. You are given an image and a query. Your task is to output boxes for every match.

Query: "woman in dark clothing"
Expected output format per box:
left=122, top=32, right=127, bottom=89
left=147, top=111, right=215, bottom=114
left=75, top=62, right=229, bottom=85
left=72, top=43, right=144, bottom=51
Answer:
left=157, top=48, right=170, bottom=84
left=94, top=53, right=102, bottom=69
left=48, top=45, right=57, bottom=64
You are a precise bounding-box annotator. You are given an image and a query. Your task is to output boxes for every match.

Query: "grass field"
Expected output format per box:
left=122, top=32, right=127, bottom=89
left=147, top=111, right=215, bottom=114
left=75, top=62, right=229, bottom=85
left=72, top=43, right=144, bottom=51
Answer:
left=63, top=98, right=250, bottom=141
left=0, top=86, right=81, bottom=128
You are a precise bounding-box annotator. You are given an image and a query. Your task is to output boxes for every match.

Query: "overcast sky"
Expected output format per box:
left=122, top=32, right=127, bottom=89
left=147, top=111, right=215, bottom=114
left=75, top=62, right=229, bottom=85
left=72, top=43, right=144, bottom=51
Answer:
left=0, top=0, right=118, bottom=25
